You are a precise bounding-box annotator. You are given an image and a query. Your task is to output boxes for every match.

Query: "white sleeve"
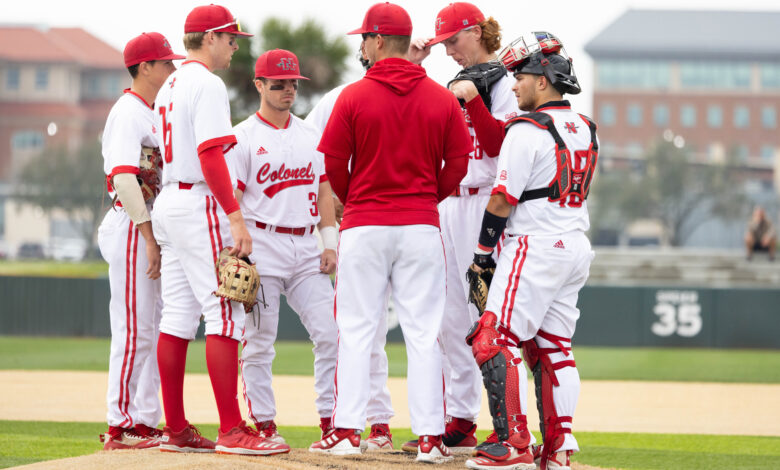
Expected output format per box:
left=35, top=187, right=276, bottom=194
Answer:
left=494, top=125, right=536, bottom=205
left=104, top=112, right=143, bottom=173
left=490, top=75, right=521, bottom=121
left=227, top=126, right=251, bottom=190
left=192, top=77, right=235, bottom=152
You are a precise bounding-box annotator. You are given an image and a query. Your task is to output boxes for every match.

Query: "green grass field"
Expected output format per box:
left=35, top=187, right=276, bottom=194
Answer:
left=1, top=336, right=779, bottom=469
left=1, top=336, right=779, bottom=383
left=0, top=260, right=108, bottom=278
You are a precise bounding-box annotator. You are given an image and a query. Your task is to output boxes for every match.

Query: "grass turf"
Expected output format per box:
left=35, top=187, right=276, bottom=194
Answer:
left=0, top=260, right=108, bottom=278
left=0, top=420, right=778, bottom=470
left=1, top=336, right=779, bottom=383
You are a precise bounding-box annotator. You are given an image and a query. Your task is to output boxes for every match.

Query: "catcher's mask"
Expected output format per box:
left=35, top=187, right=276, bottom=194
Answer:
left=498, top=31, right=580, bottom=95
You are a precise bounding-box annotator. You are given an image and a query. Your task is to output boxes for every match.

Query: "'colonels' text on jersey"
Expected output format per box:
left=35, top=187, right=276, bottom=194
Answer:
left=154, top=60, right=236, bottom=186
left=102, top=90, right=161, bottom=202
left=228, top=113, right=327, bottom=228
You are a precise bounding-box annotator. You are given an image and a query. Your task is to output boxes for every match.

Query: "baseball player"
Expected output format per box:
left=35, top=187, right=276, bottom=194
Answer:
left=308, top=2, right=472, bottom=463
left=151, top=4, right=289, bottom=455
left=403, top=2, right=521, bottom=453
left=228, top=49, right=339, bottom=444
left=464, top=32, right=596, bottom=470
left=98, top=32, right=184, bottom=451
left=304, top=49, right=396, bottom=452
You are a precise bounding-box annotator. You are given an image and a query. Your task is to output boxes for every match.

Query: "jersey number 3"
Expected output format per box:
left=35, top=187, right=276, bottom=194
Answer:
left=158, top=104, right=174, bottom=163
left=309, top=192, right=318, bottom=217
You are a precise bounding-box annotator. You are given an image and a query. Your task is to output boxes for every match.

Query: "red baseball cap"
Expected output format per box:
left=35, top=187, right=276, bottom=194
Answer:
left=123, top=32, right=186, bottom=67
left=348, top=2, right=412, bottom=36
left=428, top=2, right=485, bottom=46
left=254, top=49, right=309, bottom=80
left=184, top=4, right=253, bottom=37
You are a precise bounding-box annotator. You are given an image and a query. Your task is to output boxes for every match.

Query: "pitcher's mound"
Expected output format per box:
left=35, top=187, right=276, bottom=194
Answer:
left=11, top=448, right=611, bottom=470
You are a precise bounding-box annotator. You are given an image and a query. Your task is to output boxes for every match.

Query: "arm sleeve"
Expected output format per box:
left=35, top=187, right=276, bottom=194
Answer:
left=112, top=172, right=151, bottom=225
left=465, top=97, right=505, bottom=158
left=199, top=145, right=240, bottom=215
left=324, top=154, right=350, bottom=203
left=491, top=126, right=535, bottom=206
left=437, top=155, right=468, bottom=202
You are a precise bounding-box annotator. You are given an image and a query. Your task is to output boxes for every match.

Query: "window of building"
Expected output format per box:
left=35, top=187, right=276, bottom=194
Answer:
left=600, top=103, right=616, bottom=126
left=733, top=106, right=750, bottom=128
left=680, top=61, right=751, bottom=89
left=34, top=67, right=48, bottom=90
left=627, top=104, right=642, bottom=127
left=106, top=74, right=121, bottom=97
left=681, top=105, right=696, bottom=127
left=761, top=64, right=780, bottom=89
left=653, top=104, right=669, bottom=127
left=11, top=131, right=45, bottom=151
left=597, top=60, right=671, bottom=89
left=760, top=145, right=776, bottom=162
left=761, top=106, right=776, bottom=129
left=706, top=105, right=723, bottom=128
left=6, top=66, right=20, bottom=90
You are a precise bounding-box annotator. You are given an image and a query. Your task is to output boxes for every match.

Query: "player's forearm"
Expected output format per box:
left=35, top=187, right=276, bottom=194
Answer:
left=324, top=155, right=350, bottom=203
left=437, top=155, right=468, bottom=201
left=199, top=145, right=240, bottom=215
left=316, top=182, right=337, bottom=230
left=465, top=97, right=505, bottom=158
left=476, top=194, right=512, bottom=253
left=112, top=172, right=151, bottom=225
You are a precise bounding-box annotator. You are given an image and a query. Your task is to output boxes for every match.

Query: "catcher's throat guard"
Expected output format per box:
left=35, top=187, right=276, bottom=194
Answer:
left=505, top=112, right=598, bottom=204
left=498, top=31, right=581, bottom=96
left=213, top=248, right=261, bottom=313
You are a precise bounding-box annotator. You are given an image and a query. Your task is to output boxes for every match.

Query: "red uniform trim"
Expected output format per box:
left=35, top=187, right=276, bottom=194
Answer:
left=239, top=335, right=257, bottom=422
left=118, top=223, right=139, bottom=428
left=197, top=135, right=238, bottom=155
left=110, top=165, right=141, bottom=177
left=492, top=185, right=519, bottom=206
left=255, top=112, right=292, bottom=130
left=319, top=174, right=328, bottom=183
left=182, top=59, right=209, bottom=70
left=236, top=180, right=246, bottom=192
left=500, top=236, right=529, bottom=329
left=123, top=89, right=153, bottom=110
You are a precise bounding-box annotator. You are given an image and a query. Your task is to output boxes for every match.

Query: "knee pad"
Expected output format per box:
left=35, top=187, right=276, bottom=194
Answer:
left=523, top=331, right=576, bottom=470
left=466, top=311, right=502, bottom=366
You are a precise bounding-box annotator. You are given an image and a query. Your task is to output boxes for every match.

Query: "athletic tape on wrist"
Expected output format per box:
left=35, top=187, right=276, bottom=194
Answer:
left=320, top=226, right=338, bottom=251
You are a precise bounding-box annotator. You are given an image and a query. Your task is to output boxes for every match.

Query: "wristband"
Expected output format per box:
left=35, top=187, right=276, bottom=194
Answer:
left=320, top=226, right=338, bottom=251
left=477, top=210, right=508, bottom=250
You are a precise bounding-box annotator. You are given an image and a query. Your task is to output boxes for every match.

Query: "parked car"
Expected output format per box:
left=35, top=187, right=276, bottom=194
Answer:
left=50, top=238, right=88, bottom=262
left=17, top=242, right=46, bottom=259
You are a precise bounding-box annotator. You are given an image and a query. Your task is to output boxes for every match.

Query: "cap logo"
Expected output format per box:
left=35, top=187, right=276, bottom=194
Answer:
left=163, top=39, right=171, bottom=50
left=373, top=25, right=379, bottom=31
left=435, top=17, right=444, bottom=32
left=277, top=58, right=296, bottom=71
left=462, top=19, right=469, bottom=25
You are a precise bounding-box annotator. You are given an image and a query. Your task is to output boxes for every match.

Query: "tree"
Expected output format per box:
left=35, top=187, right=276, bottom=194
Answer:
left=589, top=139, right=747, bottom=246
left=14, top=141, right=106, bottom=258
left=218, top=17, right=352, bottom=120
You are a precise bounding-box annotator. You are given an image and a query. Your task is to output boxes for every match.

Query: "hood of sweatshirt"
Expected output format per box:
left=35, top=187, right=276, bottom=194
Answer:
left=365, top=58, right=427, bottom=96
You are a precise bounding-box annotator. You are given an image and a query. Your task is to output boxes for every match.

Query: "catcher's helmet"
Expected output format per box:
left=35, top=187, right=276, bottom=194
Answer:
left=498, top=31, right=580, bottom=95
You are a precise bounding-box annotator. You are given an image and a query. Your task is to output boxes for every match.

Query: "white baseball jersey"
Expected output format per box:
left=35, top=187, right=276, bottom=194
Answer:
left=304, top=83, right=349, bottom=132
left=458, top=73, right=520, bottom=188
left=229, top=114, right=326, bottom=227
left=495, top=105, right=596, bottom=235
left=155, top=60, right=236, bottom=185
left=102, top=90, right=160, bottom=199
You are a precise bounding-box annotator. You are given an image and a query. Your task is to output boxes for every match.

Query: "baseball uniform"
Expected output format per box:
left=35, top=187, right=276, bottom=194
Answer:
left=98, top=89, right=163, bottom=435
left=229, top=112, right=338, bottom=427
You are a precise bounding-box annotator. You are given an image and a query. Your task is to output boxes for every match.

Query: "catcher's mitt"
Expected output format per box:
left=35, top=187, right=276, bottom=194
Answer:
left=447, top=61, right=508, bottom=112
left=214, top=248, right=260, bottom=313
left=138, top=146, right=161, bottom=202
left=466, top=253, right=497, bottom=315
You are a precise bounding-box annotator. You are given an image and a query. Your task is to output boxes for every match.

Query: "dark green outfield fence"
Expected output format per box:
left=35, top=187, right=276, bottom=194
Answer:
left=1, top=276, right=778, bottom=348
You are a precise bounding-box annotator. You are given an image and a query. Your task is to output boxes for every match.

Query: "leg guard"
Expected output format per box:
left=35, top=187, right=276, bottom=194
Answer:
left=522, top=330, right=576, bottom=470
left=467, top=312, right=529, bottom=445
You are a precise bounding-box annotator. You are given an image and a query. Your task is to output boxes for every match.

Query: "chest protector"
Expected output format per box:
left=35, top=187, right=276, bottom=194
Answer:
left=504, top=112, right=598, bottom=204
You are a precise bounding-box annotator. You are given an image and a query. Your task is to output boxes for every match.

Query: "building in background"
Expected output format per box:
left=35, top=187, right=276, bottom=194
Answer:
left=585, top=10, right=780, bottom=247
left=0, top=25, right=127, bottom=258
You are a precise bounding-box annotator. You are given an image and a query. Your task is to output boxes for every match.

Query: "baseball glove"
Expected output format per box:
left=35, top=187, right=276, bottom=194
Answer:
left=214, top=248, right=261, bottom=313
left=137, top=146, right=161, bottom=202
left=447, top=61, right=508, bottom=112
left=466, top=253, right=497, bottom=315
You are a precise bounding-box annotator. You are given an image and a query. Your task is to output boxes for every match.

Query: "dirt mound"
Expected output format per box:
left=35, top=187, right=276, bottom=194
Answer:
left=10, top=448, right=612, bottom=470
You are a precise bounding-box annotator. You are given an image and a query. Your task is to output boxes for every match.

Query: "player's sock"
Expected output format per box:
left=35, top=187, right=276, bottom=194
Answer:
left=205, top=334, right=242, bottom=433
left=157, top=332, right=189, bottom=432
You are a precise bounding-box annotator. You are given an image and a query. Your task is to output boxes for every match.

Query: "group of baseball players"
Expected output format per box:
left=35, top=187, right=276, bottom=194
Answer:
left=98, top=2, right=598, bottom=469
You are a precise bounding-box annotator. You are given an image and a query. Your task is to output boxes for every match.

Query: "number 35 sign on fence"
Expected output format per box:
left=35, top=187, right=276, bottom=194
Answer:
left=651, top=290, right=703, bottom=338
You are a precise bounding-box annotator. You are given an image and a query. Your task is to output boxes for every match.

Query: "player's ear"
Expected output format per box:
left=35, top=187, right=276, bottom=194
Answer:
left=253, top=78, right=264, bottom=94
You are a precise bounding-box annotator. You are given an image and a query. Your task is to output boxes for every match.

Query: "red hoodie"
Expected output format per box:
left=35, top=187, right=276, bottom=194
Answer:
left=319, top=58, right=471, bottom=230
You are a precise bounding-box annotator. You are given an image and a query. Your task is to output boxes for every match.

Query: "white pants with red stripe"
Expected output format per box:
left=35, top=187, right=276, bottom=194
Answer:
left=333, top=225, right=446, bottom=436
left=438, top=192, right=490, bottom=422
left=240, top=228, right=338, bottom=422
left=366, top=296, right=394, bottom=425
left=98, top=208, right=162, bottom=429
left=485, top=231, right=593, bottom=452
left=151, top=184, right=244, bottom=341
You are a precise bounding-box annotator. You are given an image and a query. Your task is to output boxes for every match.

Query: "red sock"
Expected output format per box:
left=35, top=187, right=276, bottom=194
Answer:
left=206, top=334, right=242, bottom=433
left=157, top=332, right=189, bottom=432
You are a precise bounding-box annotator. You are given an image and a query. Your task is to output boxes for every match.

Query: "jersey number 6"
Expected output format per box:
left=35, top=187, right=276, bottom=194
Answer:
left=158, top=104, right=174, bottom=163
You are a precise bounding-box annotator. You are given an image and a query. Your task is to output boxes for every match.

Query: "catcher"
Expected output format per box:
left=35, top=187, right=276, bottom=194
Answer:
left=403, top=1, right=522, bottom=454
